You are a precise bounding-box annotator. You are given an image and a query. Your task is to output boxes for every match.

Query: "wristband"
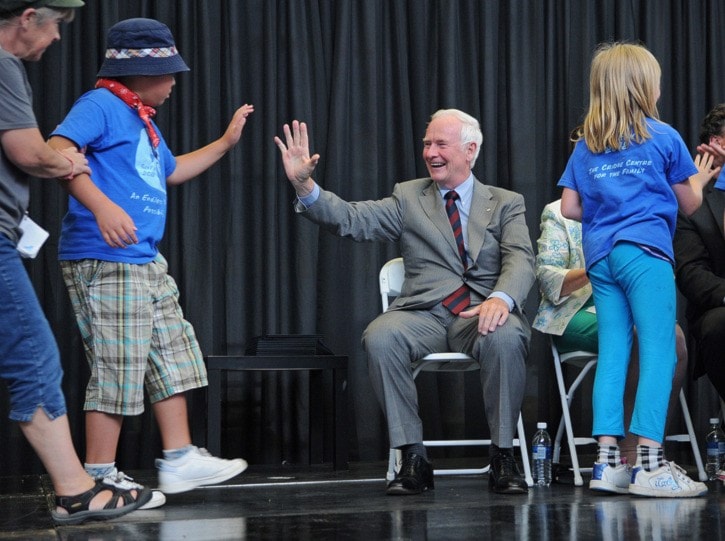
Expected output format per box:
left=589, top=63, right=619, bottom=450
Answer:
left=56, top=150, right=76, bottom=180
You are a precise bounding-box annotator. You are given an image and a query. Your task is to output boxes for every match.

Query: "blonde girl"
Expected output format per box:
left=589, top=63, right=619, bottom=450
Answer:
left=558, top=42, right=717, bottom=498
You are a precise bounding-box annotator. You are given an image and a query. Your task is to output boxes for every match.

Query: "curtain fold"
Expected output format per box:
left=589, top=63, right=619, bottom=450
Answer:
left=2, top=0, right=722, bottom=474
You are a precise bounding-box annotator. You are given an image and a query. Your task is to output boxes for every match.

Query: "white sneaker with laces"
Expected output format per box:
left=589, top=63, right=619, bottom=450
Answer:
left=589, top=461, right=631, bottom=494
left=156, top=446, right=248, bottom=494
left=100, top=468, right=166, bottom=510
left=629, top=461, right=708, bottom=498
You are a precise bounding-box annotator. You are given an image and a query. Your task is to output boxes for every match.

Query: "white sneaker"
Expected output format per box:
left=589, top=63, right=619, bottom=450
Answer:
left=156, top=446, right=248, bottom=494
left=99, top=468, right=166, bottom=510
left=589, top=462, right=631, bottom=494
left=629, top=461, right=708, bottom=498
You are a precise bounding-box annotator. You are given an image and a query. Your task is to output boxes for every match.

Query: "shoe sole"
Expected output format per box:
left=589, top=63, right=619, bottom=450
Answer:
left=159, top=459, right=248, bottom=494
left=386, top=484, right=433, bottom=495
left=628, top=484, right=708, bottom=498
left=488, top=476, right=528, bottom=494
left=139, top=490, right=166, bottom=510
left=490, top=485, right=528, bottom=494
left=589, top=480, right=628, bottom=494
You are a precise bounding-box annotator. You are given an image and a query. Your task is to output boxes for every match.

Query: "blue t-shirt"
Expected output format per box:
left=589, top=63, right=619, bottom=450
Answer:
left=52, top=88, right=176, bottom=263
left=557, top=119, right=697, bottom=269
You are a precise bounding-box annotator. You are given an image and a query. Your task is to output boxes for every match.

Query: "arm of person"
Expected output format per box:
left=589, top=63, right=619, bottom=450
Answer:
left=536, top=203, right=589, bottom=302
left=1, top=127, right=89, bottom=179
left=274, top=119, right=320, bottom=197
left=167, top=104, right=254, bottom=186
left=560, top=269, right=589, bottom=297
left=672, top=152, right=720, bottom=216
left=559, top=188, right=582, bottom=221
left=48, top=135, right=138, bottom=248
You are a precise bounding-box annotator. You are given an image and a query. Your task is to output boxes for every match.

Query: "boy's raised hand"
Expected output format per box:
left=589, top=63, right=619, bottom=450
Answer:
left=222, top=103, right=255, bottom=149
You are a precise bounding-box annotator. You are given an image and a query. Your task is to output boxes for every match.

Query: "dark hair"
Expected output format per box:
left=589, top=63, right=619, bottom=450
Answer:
left=699, top=104, right=725, bottom=145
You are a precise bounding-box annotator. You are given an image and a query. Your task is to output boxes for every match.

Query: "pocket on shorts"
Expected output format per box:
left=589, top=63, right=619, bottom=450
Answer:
left=75, top=259, right=107, bottom=287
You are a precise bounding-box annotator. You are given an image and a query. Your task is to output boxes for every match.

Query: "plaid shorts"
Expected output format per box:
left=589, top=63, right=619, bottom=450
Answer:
left=60, top=254, right=207, bottom=415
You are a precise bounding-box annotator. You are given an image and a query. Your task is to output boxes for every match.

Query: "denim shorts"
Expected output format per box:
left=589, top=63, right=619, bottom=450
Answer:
left=0, top=234, right=66, bottom=422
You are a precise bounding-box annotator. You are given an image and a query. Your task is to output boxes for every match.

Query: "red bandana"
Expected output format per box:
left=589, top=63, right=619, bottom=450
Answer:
left=95, top=78, right=160, bottom=148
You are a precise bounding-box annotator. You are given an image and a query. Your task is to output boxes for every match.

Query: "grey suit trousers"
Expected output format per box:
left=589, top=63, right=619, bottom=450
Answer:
left=362, top=298, right=530, bottom=450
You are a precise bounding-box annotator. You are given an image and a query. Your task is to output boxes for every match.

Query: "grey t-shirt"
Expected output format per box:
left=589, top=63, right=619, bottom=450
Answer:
left=0, top=47, right=38, bottom=243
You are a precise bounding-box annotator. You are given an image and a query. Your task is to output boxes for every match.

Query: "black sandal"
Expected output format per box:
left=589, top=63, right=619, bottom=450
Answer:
left=51, top=479, right=152, bottom=525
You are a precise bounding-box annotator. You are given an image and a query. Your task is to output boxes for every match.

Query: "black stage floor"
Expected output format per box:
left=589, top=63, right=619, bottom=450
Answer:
left=1, top=461, right=723, bottom=540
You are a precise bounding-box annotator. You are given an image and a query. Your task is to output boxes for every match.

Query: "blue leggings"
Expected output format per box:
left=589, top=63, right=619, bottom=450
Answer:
left=588, top=242, right=676, bottom=444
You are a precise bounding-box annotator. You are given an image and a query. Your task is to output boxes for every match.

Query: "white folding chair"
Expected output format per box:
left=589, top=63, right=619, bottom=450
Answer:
left=550, top=341, right=598, bottom=486
left=380, top=257, right=533, bottom=485
left=550, top=337, right=708, bottom=485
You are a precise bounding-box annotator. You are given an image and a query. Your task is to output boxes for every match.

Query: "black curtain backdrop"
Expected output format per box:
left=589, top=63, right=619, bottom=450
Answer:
left=2, top=0, right=723, bottom=474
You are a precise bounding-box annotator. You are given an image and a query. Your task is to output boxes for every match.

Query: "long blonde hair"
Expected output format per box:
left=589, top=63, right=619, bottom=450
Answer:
left=574, top=42, right=661, bottom=153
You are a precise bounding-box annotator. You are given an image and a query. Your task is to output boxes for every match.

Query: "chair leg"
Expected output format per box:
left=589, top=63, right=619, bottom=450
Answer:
left=516, top=414, right=534, bottom=487
left=678, top=390, right=708, bottom=482
left=386, top=448, right=400, bottom=482
left=553, top=352, right=587, bottom=486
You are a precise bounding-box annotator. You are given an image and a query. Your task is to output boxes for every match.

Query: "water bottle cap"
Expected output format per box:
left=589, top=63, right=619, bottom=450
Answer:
left=537, top=422, right=547, bottom=429
left=709, top=418, right=720, bottom=424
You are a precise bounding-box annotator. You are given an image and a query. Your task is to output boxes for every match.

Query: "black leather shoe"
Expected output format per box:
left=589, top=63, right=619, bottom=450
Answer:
left=386, top=453, right=434, bottom=495
left=488, top=449, right=528, bottom=494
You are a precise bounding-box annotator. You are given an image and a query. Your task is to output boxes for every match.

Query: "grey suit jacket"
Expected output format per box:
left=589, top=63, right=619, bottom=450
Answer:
left=297, top=176, right=535, bottom=315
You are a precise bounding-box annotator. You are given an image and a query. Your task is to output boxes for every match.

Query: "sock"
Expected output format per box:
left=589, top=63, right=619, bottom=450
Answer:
left=163, top=444, right=194, bottom=461
left=399, top=442, right=427, bottom=459
left=636, top=444, right=664, bottom=471
left=596, top=444, right=620, bottom=467
left=84, top=462, right=115, bottom=479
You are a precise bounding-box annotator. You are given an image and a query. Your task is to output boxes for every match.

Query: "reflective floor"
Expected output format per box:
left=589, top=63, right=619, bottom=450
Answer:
left=1, top=462, right=723, bottom=540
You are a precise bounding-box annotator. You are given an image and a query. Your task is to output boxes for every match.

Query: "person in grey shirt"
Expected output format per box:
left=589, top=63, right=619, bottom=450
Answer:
left=0, top=0, right=149, bottom=524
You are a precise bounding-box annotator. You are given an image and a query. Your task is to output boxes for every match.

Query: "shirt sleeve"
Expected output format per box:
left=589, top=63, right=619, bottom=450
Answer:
left=296, top=182, right=321, bottom=208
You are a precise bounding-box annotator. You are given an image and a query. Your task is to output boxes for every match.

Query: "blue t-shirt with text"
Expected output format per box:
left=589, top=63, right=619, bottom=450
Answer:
left=52, top=88, right=176, bottom=263
left=557, top=119, right=697, bottom=269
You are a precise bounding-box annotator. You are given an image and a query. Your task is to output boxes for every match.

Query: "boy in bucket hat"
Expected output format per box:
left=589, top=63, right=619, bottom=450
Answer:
left=49, top=18, right=254, bottom=509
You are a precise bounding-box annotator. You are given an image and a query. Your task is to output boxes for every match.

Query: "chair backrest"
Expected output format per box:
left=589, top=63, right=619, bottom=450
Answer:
left=379, top=257, right=405, bottom=312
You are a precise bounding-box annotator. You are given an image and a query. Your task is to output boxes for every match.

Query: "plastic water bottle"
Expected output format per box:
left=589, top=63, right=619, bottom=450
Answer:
left=705, top=418, right=725, bottom=481
left=532, top=421, right=552, bottom=487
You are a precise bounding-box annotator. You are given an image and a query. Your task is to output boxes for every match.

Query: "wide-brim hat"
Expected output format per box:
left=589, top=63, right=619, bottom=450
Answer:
left=0, top=0, right=84, bottom=16
left=97, top=18, right=190, bottom=78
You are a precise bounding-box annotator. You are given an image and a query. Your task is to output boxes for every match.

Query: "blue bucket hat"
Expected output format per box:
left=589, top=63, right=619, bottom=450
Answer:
left=97, top=18, right=190, bottom=78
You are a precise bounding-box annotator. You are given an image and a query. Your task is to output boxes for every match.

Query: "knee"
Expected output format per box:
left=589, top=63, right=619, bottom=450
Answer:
left=362, top=317, right=399, bottom=359
left=473, top=324, right=528, bottom=363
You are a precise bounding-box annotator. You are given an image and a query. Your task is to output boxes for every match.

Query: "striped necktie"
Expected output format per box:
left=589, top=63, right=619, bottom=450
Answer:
left=442, top=191, right=470, bottom=314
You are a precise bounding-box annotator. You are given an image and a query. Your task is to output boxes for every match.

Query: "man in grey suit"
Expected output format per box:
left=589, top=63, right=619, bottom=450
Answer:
left=274, top=109, right=535, bottom=495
